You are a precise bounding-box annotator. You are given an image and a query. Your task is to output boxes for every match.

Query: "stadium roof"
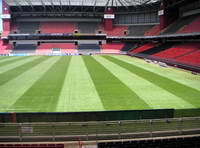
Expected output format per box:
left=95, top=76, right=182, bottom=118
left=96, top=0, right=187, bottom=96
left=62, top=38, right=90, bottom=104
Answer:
left=5, top=0, right=160, bottom=7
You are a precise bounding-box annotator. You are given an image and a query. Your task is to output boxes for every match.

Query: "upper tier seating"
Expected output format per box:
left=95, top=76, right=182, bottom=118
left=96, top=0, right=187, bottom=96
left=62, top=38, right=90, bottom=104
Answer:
left=145, top=24, right=161, bottom=36
left=17, top=22, right=40, bottom=34
left=101, top=25, right=128, bottom=36
left=178, top=16, right=200, bottom=33
left=77, top=23, right=99, bottom=34
left=40, top=22, right=75, bottom=34
left=78, top=44, right=100, bottom=50
left=128, top=25, right=154, bottom=36
left=161, top=15, right=198, bottom=34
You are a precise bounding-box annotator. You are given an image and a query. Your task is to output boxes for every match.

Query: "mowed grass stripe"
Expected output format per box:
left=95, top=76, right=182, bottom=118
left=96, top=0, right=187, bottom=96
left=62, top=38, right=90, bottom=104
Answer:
left=115, top=55, right=200, bottom=91
left=95, top=56, right=194, bottom=109
left=0, top=56, right=8, bottom=61
left=0, top=56, right=41, bottom=75
left=0, top=56, right=49, bottom=86
left=0, top=57, right=60, bottom=112
left=12, top=56, right=71, bottom=112
left=83, top=56, right=150, bottom=110
left=57, top=56, right=104, bottom=112
left=103, top=55, right=200, bottom=108
left=0, top=56, right=29, bottom=67
left=0, top=56, right=23, bottom=63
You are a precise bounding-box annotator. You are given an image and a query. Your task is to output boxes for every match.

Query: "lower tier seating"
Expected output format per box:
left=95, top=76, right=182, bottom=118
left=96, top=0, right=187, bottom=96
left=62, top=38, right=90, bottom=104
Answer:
left=176, top=50, right=200, bottom=66
left=37, top=43, right=76, bottom=50
left=13, top=44, right=36, bottom=51
left=153, top=43, right=200, bottom=59
left=102, top=43, right=124, bottom=50
left=78, top=44, right=100, bottom=50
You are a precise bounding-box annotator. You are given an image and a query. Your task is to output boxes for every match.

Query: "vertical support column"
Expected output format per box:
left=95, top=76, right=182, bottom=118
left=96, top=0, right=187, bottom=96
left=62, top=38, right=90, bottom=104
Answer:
left=11, top=112, right=17, bottom=123
left=2, top=0, right=11, bottom=46
left=159, top=1, right=167, bottom=30
left=159, top=0, right=179, bottom=30
left=104, top=8, right=115, bottom=31
left=2, top=0, right=11, bottom=32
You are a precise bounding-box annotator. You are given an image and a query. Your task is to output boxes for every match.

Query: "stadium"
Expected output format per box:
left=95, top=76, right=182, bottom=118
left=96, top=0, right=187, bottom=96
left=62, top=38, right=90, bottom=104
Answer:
left=0, top=0, right=200, bottom=147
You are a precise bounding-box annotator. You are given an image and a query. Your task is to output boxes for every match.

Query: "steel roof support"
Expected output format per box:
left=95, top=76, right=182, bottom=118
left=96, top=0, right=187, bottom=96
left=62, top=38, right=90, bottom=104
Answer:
left=13, top=0, right=23, bottom=12
left=24, top=0, right=34, bottom=11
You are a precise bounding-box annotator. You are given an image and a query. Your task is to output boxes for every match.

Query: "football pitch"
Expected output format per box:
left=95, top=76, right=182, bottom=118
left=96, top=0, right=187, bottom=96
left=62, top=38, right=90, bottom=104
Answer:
left=0, top=55, right=200, bottom=112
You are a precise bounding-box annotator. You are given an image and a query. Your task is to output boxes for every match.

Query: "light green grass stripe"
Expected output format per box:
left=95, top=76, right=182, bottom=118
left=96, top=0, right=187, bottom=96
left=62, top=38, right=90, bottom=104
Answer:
left=114, top=55, right=200, bottom=91
left=0, top=56, right=23, bottom=63
left=57, top=56, right=104, bottom=112
left=95, top=56, right=194, bottom=109
left=83, top=56, right=150, bottom=110
left=0, top=56, right=40, bottom=75
left=0, top=56, right=8, bottom=60
left=0, top=57, right=60, bottom=112
left=11, top=56, right=71, bottom=112
left=0, top=56, right=29, bottom=67
left=0, top=56, right=49, bottom=86
left=103, top=55, right=200, bottom=108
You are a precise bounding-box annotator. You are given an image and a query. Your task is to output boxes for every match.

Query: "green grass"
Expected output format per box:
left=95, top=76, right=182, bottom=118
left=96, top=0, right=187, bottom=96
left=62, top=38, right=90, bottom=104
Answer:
left=0, top=55, right=199, bottom=113
left=83, top=56, right=150, bottom=110
left=10, top=56, right=71, bottom=112
left=0, top=56, right=28, bottom=67
left=0, top=56, right=48, bottom=86
left=102, top=55, right=200, bottom=108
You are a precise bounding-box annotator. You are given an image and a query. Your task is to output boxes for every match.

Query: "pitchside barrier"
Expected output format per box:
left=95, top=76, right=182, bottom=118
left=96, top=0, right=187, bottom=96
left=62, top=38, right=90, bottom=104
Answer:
left=0, top=109, right=174, bottom=123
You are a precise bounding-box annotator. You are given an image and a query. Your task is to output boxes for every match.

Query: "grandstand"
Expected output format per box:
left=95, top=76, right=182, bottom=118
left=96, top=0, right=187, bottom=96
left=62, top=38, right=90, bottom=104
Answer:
left=0, top=0, right=200, bottom=147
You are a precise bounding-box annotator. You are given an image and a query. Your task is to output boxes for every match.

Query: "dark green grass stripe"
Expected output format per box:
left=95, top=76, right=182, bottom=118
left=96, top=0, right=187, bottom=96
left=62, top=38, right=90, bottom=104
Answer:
left=0, top=57, right=8, bottom=60
left=0, top=56, right=49, bottom=86
left=0, top=56, right=29, bottom=67
left=83, top=56, right=150, bottom=110
left=12, top=56, right=71, bottom=112
left=103, top=55, right=200, bottom=107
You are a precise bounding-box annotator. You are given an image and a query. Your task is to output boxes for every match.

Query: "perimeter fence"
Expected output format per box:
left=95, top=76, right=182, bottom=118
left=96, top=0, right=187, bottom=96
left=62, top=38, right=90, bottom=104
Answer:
left=0, top=117, right=200, bottom=142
